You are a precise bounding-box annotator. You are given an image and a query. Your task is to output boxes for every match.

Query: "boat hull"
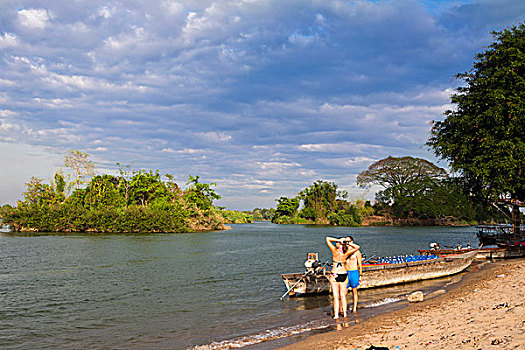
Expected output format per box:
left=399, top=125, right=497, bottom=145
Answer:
left=476, top=224, right=525, bottom=246
left=418, top=246, right=525, bottom=259
left=281, top=251, right=476, bottom=296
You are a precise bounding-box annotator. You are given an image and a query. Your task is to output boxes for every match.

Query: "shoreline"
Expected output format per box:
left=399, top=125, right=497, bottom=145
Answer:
left=279, top=258, right=525, bottom=349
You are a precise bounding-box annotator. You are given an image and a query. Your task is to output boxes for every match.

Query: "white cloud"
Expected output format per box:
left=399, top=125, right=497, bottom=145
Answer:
left=196, top=131, right=232, bottom=142
left=97, top=6, right=113, bottom=19
left=18, top=8, right=52, bottom=29
left=316, top=157, right=376, bottom=169
left=0, top=33, right=18, bottom=48
left=162, top=148, right=202, bottom=154
left=256, top=161, right=301, bottom=171
left=91, top=147, right=108, bottom=152
left=288, top=32, right=319, bottom=46
left=0, top=110, right=18, bottom=118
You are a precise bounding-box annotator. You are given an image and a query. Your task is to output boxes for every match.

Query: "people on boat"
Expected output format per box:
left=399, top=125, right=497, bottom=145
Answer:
left=344, top=236, right=362, bottom=313
left=325, top=236, right=360, bottom=319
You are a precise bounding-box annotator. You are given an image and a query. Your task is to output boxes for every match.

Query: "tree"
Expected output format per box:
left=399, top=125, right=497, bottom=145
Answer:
left=357, top=156, right=448, bottom=200
left=252, top=207, right=275, bottom=220
left=83, top=175, right=125, bottom=210
left=357, top=157, right=477, bottom=222
left=22, top=176, right=63, bottom=206
left=274, top=196, right=300, bottom=219
left=0, top=204, right=13, bottom=219
left=183, top=175, right=221, bottom=210
left=116, top=163, right=133, bottom=207
left=53, top=172, right=66, bottom=195
left=428, top=24, right=525, bottom=230
left=298, top=180, right=344, bottom=221
left=128, top=170, right=169, bottom=206
left=64, top=150, right=95, bottom=190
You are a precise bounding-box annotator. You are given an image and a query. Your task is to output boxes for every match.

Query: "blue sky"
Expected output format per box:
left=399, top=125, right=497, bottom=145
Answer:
left=0, top=0, right=524, bottom=210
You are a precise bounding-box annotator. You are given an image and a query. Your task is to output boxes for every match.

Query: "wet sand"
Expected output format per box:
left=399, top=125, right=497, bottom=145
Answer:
left=279, top=259, right=525, bottom=350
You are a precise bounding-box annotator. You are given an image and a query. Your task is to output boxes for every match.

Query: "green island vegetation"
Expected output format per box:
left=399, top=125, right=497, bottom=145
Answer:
left=269, top=180, right=374, bottom=226
left=0, top=150, right=252, bottom=233
left=1, top=24, right=523, bottom=232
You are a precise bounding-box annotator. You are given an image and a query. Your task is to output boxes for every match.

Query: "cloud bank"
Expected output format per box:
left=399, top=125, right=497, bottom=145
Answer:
left=1, top=0, right=524, bottom=209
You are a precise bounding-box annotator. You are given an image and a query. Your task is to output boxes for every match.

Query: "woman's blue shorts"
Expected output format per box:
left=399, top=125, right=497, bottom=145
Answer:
left=347, top=270, right=360, bottom=289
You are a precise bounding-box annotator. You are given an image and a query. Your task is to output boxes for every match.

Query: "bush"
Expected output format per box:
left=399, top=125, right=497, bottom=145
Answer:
left=219, top=210, right=253, bottom=224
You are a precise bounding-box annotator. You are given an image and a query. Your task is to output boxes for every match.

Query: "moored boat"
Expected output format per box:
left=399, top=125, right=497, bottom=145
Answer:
left=281, top=250, right=477, bottom=297
left=418, top=245, right=525, bottom=259
left=476, top=224, right=525, bottom=246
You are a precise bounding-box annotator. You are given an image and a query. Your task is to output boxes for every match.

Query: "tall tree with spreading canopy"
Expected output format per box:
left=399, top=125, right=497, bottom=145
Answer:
left=427, top=23, right=525, bottom=231
left=356, top=157, right=474, bottom=222
left=357, top=156, right=448, bottom=199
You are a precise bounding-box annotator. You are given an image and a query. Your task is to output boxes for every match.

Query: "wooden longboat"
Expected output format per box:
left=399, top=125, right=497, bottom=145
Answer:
left=281, top=251, right=477, bottom=297
left=418, top=246, right=525, bottom=259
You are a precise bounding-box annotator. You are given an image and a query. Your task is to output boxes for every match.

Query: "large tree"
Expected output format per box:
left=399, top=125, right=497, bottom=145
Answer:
left=298, top=180, right=344, bottom=221
left=356, top=157, right=481, bottom=222
left=357, top=156, right=448, bottom=199
left=427, top=24, right=525, bottom=230
left=274, top=196, right=300, bottom=219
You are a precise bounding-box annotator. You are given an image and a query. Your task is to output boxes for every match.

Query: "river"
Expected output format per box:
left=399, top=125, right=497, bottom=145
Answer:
left=0, top=222, right=479, bottom=349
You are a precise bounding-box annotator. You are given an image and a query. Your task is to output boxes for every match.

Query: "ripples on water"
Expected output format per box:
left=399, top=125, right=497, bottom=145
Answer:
left=0, top=222, right=478, bottom=349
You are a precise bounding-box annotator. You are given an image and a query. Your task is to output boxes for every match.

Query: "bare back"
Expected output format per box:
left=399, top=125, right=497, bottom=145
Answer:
left=326, top=237, right=359, bottom=274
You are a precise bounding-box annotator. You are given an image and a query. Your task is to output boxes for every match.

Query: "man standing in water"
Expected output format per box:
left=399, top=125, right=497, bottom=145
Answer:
left=344, top=236, right=362, bottom=313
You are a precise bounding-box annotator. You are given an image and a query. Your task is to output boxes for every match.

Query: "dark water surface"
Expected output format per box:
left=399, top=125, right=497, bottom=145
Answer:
left=0, top=222, right=479, bottom=349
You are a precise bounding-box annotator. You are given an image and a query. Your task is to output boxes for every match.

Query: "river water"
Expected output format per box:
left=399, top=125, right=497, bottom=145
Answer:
left=0, top=222, right=479, bottom=349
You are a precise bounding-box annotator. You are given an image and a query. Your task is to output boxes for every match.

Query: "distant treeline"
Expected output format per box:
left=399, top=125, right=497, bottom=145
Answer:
left=0, top=153, right=505, bottom=233
left=263, top=157, right=503, bottom=226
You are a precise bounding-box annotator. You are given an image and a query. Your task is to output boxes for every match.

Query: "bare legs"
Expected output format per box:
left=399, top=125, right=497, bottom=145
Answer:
left=330, top=279, right=340, bottom=319
left=350, top=287, right=358, bottom=313
left=339, top=283, right=348, bottom=317
left=330, top=280, right=348, bottom=319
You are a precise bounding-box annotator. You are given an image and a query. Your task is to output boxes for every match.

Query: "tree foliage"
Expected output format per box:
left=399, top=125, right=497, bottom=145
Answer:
left=251, top=207, right=275, bottom=221
left=357, top=156, right=448, bottom=199
left=361, top=157, right=500, bottom=224
left=298, top=180, right=345, bottom=221
left=183, top=175, right=221, bottom=211
left=274, top=196, right=300, bottom=219
left=272, top=181, right=369, bottom=226
left=428, top=24, right=525, bottom=205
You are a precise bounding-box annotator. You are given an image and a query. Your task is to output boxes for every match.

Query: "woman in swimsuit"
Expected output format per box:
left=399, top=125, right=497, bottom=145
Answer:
left=326, top=236, right=360, bottom=319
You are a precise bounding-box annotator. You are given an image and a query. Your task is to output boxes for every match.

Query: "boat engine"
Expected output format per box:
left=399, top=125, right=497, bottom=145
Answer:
left=304, top=252, right=322, bottom=273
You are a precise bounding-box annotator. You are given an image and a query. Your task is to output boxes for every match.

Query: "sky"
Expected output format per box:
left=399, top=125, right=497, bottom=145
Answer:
left=0, top=0, right=524, bottom=210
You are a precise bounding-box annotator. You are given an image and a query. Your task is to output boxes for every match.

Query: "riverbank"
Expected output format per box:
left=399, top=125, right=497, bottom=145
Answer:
left=280, top=258, right=524, bottom=349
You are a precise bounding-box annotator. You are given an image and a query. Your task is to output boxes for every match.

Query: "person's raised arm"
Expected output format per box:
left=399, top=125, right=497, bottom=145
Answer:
left=343, top=243, right=360, bottom=259
left=326, top=236, right=341, bottom=253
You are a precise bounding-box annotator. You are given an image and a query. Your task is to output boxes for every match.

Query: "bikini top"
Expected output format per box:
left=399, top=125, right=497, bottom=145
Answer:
left=333, top=260, right=346, bottom=268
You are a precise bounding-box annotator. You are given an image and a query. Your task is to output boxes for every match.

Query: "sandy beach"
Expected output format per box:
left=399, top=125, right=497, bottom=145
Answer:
left=280, top=259, right=525, bottom=350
